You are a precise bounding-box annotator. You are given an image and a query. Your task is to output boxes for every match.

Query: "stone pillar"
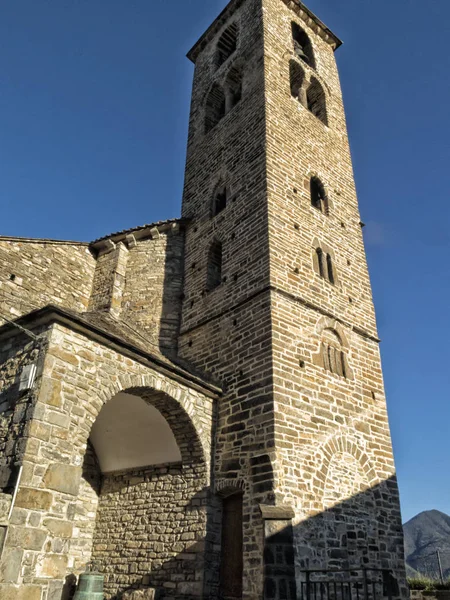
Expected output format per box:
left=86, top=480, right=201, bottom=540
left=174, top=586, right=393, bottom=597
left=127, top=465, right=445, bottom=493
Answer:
left=89, top=241, right=129, bottom=317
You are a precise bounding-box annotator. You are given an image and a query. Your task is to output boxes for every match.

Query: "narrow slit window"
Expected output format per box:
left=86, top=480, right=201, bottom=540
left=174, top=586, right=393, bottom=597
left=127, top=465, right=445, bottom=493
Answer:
left=207, top=241, right=223, bottom=290
left=326, top=254, right=335, bottom=285
left=314, top=247, right=335, bottom=285
left=316, top=248, right=325, bottom=279
left=310, top=177, right=328, bottom=214
left=213, top=186, right=227, bottom=216
left=321, top=329, right=347, bottom=378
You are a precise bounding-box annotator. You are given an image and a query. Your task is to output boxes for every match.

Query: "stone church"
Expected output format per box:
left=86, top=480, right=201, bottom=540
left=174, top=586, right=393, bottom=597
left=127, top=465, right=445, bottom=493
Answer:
left=0, top=1, right=407, bottom=599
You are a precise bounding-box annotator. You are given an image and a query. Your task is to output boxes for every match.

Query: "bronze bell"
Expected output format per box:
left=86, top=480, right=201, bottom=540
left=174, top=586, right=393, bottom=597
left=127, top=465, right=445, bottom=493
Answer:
left=294, top=41, right=309, bottom=64
left=73, top=571, right=104, bottom=600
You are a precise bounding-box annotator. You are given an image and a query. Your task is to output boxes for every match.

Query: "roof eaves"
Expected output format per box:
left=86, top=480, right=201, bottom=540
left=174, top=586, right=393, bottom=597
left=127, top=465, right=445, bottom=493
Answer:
left=187, top=0, right=341, bottom=64
left=284, top=0, right=342, bottom=49
left=0, top=236, right=89, bottom=246
left=89, top=218, right=188, bottom=250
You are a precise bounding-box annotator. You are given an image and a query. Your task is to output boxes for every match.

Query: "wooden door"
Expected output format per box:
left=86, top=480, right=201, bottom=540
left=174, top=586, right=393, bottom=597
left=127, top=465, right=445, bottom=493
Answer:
left=220, top=493, right=243, bottom=600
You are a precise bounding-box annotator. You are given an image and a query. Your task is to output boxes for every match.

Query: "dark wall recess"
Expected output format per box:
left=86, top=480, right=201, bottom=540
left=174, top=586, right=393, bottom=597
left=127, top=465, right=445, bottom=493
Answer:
left=261, top=507, right=297, bottom=600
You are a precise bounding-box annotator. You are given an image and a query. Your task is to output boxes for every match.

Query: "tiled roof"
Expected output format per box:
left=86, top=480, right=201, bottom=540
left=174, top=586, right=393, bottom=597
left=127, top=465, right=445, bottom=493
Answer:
left=0, top=305, right=221, bottom=396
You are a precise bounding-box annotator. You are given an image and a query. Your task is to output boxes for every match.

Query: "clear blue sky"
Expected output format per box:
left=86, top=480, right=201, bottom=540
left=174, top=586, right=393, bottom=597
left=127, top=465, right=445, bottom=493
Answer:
left=1, top=0, right=449, bottom=523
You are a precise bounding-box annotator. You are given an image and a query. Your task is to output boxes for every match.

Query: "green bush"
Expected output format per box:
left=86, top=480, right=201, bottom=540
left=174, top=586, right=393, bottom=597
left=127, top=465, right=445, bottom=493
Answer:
left=408, top=577, right=450, bottom=591
left=408, top=577, right=435, bottom=590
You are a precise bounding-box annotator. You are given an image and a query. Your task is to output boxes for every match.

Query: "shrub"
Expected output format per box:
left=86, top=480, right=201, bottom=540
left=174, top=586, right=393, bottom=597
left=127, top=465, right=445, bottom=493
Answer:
left=408, top=577, right=450, bottom=591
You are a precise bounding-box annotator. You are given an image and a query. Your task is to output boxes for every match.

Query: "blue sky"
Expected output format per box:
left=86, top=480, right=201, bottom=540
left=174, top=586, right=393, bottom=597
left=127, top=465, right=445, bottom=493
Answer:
left=1, top=0, right=449, bottom=523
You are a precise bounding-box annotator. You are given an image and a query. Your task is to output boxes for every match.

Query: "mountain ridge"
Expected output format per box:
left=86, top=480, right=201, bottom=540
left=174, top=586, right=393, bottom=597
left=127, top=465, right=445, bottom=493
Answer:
left=403, top=509, right=450, bottom=579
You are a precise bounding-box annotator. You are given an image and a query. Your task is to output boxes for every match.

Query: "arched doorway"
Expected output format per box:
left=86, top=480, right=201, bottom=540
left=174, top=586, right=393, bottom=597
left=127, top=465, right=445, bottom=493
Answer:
left=69, top=387, right=210, bottom=600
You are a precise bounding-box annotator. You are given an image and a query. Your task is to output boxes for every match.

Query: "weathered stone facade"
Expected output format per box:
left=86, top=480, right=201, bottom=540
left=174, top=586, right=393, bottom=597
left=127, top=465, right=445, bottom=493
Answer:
left=0, top=318, right=217, bottom=600
left=0, top=1, right=407, bottom=600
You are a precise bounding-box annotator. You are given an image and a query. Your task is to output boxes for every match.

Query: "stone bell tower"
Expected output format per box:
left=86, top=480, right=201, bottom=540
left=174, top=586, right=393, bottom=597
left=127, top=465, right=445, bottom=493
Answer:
left=179, top=0, right=407, bottom=599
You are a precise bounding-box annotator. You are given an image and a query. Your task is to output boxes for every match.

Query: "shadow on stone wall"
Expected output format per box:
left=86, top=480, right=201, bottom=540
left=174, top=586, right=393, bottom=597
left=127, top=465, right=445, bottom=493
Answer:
left=65, top=462, right=407, bottom=600
left=157, top=229, right=185, bottom=361
left=263, top=476, right=407, bottom=600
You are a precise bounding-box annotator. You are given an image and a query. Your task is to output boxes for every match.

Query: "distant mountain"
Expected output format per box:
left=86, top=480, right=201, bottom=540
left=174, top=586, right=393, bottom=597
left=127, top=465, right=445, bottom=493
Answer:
left=403, top=510, right=450, bottom=579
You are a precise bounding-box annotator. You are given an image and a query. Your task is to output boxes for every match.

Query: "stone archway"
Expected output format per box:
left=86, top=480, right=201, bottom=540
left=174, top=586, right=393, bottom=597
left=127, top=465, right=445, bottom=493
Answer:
left=0, top=328, right=217, bottom=600
left=70, top=385, right=210, bottom=600
left=294, top=434, right=380, bottom=570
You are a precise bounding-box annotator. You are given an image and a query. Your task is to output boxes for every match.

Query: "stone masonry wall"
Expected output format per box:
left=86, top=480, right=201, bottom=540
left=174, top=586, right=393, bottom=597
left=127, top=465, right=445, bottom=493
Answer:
left=89, top=243, right=129, bottom=317
left=270, top=293, right=405, bottom=583
left=0, top=322, right=216, bottom=600
left=69, top=442, right=102, bottom=576
left=179, top=2, right=274, bottom=596
left=0, top=239, right=96, bottom=318
left=180, top=0, right=406, bottom=598
left=121, top=229, right=185, bottom=354
left=263, top=0, right=377, bottom=336
left=262, top=0, right=406, bottom=593
left=92, top=461, right=208, bottom=600
left=0, top=331, right=47, bottom=489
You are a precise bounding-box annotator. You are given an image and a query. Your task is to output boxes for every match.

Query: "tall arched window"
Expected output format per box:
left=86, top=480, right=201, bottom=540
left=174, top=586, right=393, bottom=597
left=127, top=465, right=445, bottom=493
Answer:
left=207, top=241, right=223, bottom=290
left=291, top=22, right=315, bottom=70
left=216, top=22, right=238, bottom=68
left=205, top=84, right=226, bottom=134
left=310, top=177, right=328, bottom=214
left=307, top=78, right=328, bottom=125
left=321, top=329, right=346, bottom=378
left=225, top=65, right=242, bottom=111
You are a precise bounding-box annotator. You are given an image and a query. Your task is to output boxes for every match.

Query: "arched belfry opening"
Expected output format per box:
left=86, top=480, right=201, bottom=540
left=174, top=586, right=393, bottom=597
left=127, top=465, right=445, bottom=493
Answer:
left=291, top=22, right=315, bottom=69
left=307, top=77, right=328, bottom=125
left=70, top=388, right=210, bottom=600
left=216, top=22, right=238, bottom=68
left=205, top=84, right=226, bottom=133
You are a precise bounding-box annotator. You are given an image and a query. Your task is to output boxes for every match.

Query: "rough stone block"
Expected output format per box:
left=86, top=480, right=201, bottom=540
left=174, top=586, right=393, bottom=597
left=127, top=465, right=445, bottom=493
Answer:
left=6, top=526, right=46, bottom=551
left=40, top=554, right=68, bottom=578
left=46, top=580, right=65, bottom=600
left=0, top=547, right=23, bottom=583
left=49, top=347, right=79, bottom=367
left=0, top=493, right=12, bottom=521
left=177, top=582, right=202, bottom=596
left=122, top=588, right=156, bottom=600
left=0, top=585, right=43, bottom=600
left=39, top=377, right=62, bottom=408
left=44, top=464, right=81, bottom=496
left=15, top=488, right=53, bottom=511
left=44, top=518, right=73, bottom=538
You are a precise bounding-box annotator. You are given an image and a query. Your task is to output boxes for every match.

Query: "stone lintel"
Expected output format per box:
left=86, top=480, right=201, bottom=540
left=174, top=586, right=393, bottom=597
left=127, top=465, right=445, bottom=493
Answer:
left=259, top=504, right=295, bottom=520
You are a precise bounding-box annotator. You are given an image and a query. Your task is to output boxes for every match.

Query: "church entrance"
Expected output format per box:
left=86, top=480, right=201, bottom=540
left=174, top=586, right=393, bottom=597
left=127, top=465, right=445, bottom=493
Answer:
left=219, top=493, right=243, bottom=600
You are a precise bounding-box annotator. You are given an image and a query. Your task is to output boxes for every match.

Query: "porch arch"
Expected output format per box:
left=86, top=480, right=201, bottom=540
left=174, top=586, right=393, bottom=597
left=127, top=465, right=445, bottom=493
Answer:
left=87, top=372, right=211, bottom=468
left=71, top=377, right=212, bottom=599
